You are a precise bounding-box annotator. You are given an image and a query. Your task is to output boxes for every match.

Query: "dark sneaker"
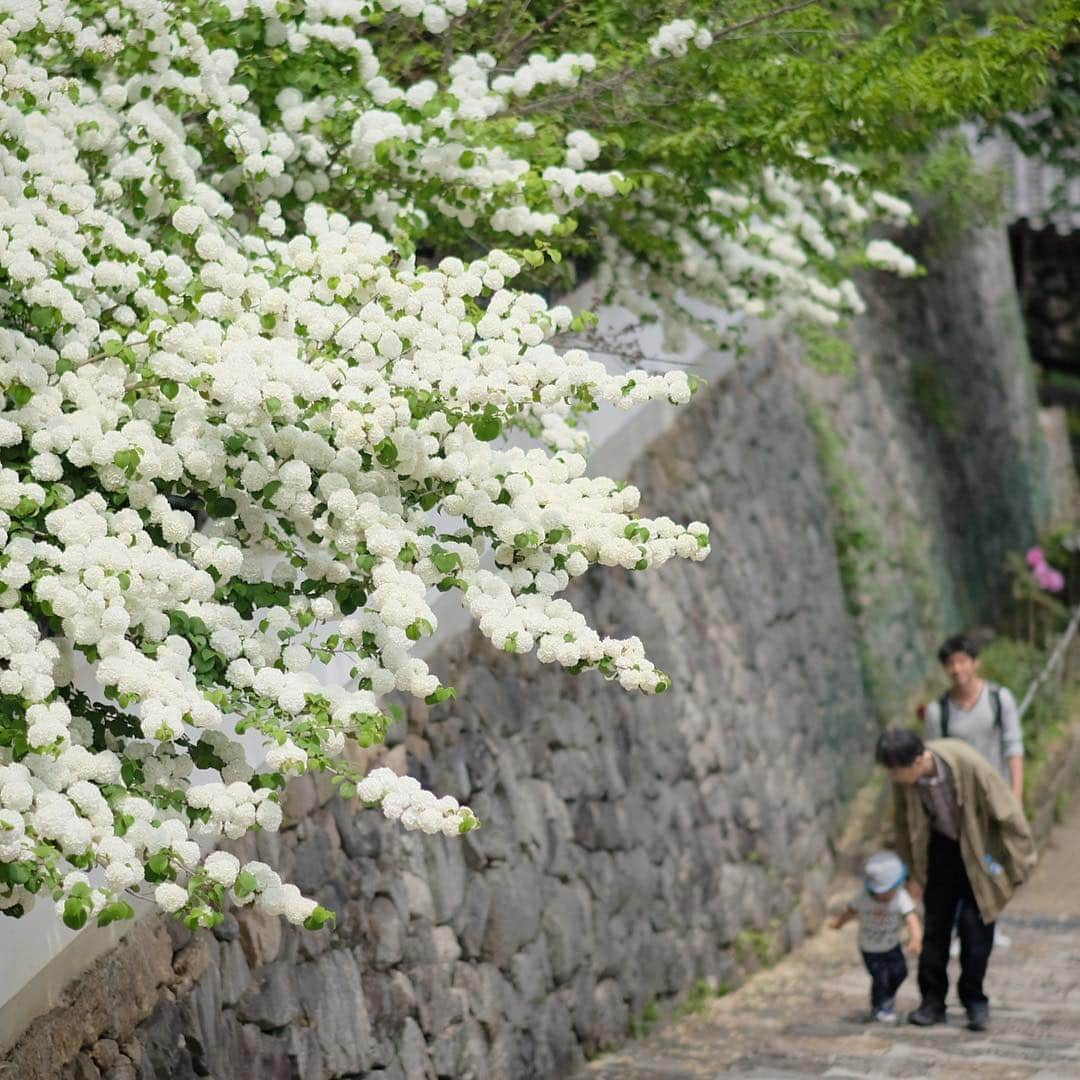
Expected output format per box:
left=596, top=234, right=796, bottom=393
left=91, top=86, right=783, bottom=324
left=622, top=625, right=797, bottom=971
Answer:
left=966, top=1003, right=990, bottom=1031
left=908, top=1003, right=947, bottom=1026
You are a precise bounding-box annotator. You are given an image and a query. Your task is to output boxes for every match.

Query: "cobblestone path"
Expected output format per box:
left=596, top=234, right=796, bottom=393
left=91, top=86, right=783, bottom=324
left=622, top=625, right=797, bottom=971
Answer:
left=585, top=801, right=1080, bottom=1079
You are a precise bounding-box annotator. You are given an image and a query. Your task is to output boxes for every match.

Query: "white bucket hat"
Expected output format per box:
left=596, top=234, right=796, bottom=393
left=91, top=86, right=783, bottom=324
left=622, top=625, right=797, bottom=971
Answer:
left=864, top=851, right=907, bottom=894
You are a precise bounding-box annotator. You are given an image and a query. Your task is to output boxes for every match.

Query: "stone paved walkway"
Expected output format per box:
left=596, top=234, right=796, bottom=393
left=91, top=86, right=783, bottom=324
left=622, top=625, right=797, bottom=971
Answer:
left=585, top=800, right=1080, bottom=1078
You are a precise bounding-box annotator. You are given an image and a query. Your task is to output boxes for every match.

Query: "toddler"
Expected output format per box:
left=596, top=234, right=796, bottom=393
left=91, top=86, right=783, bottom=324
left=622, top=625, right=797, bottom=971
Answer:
left=830, top=850, right=923, bottom=1023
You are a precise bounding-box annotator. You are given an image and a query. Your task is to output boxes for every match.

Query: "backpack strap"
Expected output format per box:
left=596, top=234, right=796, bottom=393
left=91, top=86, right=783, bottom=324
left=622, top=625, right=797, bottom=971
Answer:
left=937, top=691, right=950, bottom=738
left=988, top=682, right=1002, bottom=730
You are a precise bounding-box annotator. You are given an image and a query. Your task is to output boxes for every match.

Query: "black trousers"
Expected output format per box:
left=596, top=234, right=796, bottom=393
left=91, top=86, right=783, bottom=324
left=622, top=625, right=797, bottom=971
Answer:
left=918, top=832, right=995, bottom=1010
left=862, top=945, right=908, bottom=1010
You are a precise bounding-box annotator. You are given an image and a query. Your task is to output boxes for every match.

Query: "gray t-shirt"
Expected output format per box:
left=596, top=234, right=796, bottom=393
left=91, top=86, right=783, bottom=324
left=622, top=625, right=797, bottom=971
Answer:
left=924, top=682, right=1023, bottom=781
left=851, top=886, right=917, bottom=953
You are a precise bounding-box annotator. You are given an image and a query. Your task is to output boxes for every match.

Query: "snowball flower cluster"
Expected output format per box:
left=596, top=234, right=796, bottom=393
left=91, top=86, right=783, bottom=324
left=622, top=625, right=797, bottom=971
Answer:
left=0, top=0, right=708, bottom=933
left=357, top=767, right=478, bottom=836
left=866, top=239, right=920, bottom=278
left=648, top=19, right=713, bottom=58
left=154, top=882, right=190, bottom=914
left=0, top=0, right=917, bottom=937
left=593, top=159, right=916, bottom=345
left=240, top=860, right=318, bottom=925
left=186, top=781, right=282, bottom=840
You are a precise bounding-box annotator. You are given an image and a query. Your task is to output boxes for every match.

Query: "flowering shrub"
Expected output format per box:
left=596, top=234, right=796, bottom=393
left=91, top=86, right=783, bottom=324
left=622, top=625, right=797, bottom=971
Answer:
left=0, top=0, right=713, bottom=934
left=1026, top=547, right=1065, bottom=594
left=0, top=0, right=1071, bottom=935
left=1007, top=545, right=1068, bottom=651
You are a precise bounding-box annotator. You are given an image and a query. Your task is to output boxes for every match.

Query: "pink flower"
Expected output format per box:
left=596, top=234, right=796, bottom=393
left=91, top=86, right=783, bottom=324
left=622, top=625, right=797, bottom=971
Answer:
left=1027, top=546, right=1046, bottom=568
left=1033, top=561, right=1066, bottom=593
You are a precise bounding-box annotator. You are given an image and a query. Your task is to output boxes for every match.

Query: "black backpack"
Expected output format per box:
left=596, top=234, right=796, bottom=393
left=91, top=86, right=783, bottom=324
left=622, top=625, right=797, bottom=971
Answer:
left=938, top=682, right=1002, bottom=737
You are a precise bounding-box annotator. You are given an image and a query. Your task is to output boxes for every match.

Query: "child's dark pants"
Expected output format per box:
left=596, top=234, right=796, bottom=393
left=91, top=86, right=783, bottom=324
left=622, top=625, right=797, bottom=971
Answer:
left=862, top=945, right=908, bottom=1010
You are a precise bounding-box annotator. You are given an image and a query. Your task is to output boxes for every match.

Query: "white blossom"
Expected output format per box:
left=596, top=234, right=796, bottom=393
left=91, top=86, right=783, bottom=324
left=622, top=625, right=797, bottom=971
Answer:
left=0, top=0, right=913, bottom=936
left=154, top=883, right=189, bottom=913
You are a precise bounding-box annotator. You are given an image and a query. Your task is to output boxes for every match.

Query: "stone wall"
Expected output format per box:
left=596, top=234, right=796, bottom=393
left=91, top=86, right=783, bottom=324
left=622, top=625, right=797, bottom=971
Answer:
left=1, top=223, right=1057, bottom=1080
left=796, top=221, right=1051, bottom=719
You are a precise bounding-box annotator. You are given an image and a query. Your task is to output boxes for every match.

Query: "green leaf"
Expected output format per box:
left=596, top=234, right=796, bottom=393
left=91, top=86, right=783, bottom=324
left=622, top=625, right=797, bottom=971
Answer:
left=11, top=496, right=39, bottom=518
left=97, top=900, right=134, bottom=927
left=424, top=685, right=457, bottom=706
left=30, top=305, right=60, bottom=332
left=7, top=382, right=32, bottom=407
left=205, top=494, right=237, bottom=518
left=63, top=898, right=88, bottom=931
left=302, top=904, right=336, bottom=931
left=471, top=414, right=501, bottom=442
left=145, top=851, right=172, bottom=882
left=121, top=759, right=144, bottom=788
left=336, top=582, right=368, bottom=615
left=431, top=550, right=460, bottom=574
left=0, top=862, right=31, bottom=886
left=234, top=871, right=257, bottom=898
left=375, top=437, right=399, bottom=468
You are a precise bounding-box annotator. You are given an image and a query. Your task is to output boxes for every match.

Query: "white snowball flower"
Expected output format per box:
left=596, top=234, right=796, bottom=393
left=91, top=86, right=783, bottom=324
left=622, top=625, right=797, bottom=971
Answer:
left=155, top=883, right=189, bottom=913
left=203, top=850, right=241, bottom=887
left=266, top=739, right=308, bottom=774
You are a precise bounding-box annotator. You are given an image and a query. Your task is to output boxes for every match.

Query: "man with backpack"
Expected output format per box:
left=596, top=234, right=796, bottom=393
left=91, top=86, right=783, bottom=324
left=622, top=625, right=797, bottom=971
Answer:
left=923, top=634, right=1025, bottom=953
left=923, top=635, right=1024, bottom=802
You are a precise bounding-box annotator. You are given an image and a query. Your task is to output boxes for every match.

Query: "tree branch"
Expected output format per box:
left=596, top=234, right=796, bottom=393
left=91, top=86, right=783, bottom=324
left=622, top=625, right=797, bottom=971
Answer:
left=511, top=0, right=822, bottom=117
left=496, top=1, right=591, bottom=69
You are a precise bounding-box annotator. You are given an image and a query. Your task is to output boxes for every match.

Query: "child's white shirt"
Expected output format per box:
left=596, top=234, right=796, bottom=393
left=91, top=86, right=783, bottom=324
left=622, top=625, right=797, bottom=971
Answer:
left=851, top=886, right=916, bottom=953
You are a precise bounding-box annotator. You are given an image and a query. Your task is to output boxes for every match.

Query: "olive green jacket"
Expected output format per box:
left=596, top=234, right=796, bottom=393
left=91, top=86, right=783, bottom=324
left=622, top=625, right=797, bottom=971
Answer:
left=891, top=738, right=1037, bottom=923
